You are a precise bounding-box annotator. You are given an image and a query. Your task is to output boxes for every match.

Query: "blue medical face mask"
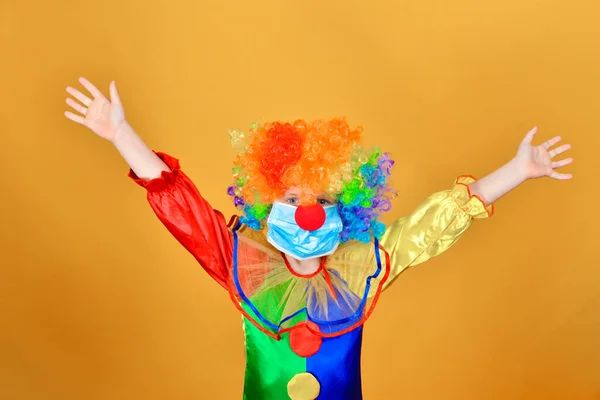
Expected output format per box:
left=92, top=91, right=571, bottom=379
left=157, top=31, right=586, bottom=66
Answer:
left=266, top=202, right=344, bottom=260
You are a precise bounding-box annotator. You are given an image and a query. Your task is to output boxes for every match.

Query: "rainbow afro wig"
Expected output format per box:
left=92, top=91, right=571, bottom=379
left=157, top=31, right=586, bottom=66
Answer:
left=227, top=117, right=396, bottom=244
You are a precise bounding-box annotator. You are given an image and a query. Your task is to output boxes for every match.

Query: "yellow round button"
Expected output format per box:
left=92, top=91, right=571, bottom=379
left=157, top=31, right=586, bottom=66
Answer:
left=287, top=372, right=321, bottom=400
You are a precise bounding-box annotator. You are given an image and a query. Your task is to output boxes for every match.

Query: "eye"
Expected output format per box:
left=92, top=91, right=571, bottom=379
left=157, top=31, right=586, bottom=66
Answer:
left=286, top=197, right=299, bottom=205
left=317, top=198, right=333, bottom=206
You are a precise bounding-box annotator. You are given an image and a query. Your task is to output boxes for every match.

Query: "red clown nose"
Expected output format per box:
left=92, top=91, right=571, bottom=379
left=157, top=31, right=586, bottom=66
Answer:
left=294, top=204, right=326, bottom=231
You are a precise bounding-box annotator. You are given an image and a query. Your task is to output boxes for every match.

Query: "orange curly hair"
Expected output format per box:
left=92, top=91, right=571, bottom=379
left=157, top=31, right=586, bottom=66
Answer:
left=231, top=117, right=362, bottom=204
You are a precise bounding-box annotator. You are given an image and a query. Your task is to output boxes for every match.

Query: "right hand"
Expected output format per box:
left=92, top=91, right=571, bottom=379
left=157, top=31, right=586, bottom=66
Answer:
left=65, top=77, right=125, bottom=142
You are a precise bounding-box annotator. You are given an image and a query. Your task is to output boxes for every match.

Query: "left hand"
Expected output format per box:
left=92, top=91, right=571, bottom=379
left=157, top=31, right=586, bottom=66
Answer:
left=515, top=127, right=573, bottom=180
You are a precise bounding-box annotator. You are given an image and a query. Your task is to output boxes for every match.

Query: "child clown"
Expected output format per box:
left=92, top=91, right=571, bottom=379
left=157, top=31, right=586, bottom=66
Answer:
left=65, top=78, right=573, bottom=400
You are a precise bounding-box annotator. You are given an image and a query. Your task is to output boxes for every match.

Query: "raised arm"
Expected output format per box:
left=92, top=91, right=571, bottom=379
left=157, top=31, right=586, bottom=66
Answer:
left=64, top=77, right=232, bottom=288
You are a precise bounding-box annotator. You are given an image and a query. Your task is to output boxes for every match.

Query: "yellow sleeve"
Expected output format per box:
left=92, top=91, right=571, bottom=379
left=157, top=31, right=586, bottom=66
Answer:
left=379, top=175, right=494, bottom=290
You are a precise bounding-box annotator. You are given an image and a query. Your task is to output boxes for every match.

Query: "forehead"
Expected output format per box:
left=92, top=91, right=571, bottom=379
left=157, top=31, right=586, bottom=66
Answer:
left=283, top=187, right=332, bottom=198
left=284, top=187, right=303, bottom=195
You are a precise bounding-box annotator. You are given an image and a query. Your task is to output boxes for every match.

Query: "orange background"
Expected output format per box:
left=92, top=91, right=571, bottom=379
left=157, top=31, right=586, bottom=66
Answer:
left=0, top=0, right=598, bottom=399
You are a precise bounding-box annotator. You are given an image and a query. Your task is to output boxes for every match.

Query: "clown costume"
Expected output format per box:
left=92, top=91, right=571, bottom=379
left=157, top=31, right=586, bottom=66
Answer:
left=64, top=77, right=573, bottom=400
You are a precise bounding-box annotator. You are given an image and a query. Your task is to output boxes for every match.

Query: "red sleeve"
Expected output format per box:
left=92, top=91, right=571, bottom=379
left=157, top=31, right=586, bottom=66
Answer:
left=128, top=152, right=232, bottom=289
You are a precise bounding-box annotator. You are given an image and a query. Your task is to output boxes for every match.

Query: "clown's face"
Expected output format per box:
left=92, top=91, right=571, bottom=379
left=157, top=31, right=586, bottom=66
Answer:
left=277, top=187, right=336, bottom=208
left=266, top=187, right=344, bottom=261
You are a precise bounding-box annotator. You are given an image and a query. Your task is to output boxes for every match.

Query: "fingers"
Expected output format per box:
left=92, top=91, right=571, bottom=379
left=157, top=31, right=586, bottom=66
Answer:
left=548, top=156, right=574, bottom=180
left=78, top=77, right=108, bottom=101
left=64, top=111, right=85, bottom=124
left=542, top=136, right=562, bottom=150
left=548, top=144, right=571, bottom=158
left=109, top=81, right=122, bottom=108
left=551, top=157, right=573, bottom=169
left=521, top=126, right=538, bottom=145
left=65, top=84, right=89, bottom=125
left=66, top=86, right=91, bottom=107
left=549, top=170, right=573, bottom=180
left=66, top=98, right=87, bottom=116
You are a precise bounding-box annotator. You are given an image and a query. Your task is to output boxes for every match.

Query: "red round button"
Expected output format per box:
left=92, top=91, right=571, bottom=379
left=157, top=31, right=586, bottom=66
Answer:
left=294, top=204, right=326, bottom=231
left=289, top=322, right=322, bottom=357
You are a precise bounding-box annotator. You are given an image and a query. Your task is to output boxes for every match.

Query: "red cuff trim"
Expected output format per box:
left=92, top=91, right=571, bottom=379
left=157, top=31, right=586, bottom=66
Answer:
left=128, top=151, right=182, bottom=192
left=454, top=174, right=495, bottom=217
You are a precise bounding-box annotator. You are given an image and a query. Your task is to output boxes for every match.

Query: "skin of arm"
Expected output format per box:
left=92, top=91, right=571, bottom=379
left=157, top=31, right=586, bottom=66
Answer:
left=111, top=121, right=170, bottom=181
left=468, top=158, right=528, bottom=205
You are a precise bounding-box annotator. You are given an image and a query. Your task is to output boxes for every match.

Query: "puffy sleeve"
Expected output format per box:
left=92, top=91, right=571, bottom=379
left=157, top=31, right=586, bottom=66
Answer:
left=379, top=175, right=494, bottom=290
left=128, top=152, right=233, bottom=289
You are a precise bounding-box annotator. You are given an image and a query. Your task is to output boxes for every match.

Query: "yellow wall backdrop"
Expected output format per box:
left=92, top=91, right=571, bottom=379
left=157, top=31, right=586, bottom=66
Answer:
left=0, top=0, right=598, bottom=399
